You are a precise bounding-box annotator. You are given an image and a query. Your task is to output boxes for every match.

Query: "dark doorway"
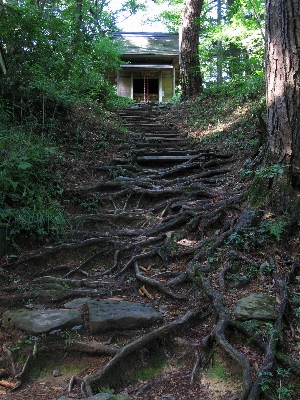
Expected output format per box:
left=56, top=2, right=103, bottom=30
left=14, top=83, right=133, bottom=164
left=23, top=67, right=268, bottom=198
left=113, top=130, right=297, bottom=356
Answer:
left=133, top=78, right=159, bottom=102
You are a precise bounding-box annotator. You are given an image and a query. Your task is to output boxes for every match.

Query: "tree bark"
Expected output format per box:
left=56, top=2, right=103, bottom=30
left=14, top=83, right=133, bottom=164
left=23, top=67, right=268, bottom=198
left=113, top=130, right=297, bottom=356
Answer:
left=180, top=0, right=204, bottom=99
left=265, top=0, right=300, bottom=186
left=216, top=0, right=223, bottom=84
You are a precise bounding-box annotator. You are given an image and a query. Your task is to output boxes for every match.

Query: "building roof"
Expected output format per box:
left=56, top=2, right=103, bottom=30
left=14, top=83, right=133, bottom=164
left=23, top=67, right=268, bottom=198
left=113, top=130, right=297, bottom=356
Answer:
left=113, top=32, right=179, bottom=56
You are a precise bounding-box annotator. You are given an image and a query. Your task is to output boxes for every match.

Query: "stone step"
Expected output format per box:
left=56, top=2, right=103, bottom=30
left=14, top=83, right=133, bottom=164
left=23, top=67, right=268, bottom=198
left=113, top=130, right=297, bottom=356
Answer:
left=123, top=123, right=172, bottom=129
left=119, top=113, right=153, bottom=118
left=121, top=105, right=186, bottom=149
left=119, top=110, right=152, bottom=115
left=120, top=117, right=155, bottom=123
left=136, top=155, right=195, bottom=165
left=130, top=132, right=181, bottom=138
left=137, top=137, right=186, bottom=143
left=135, top=141, right=187, bottom=149
left=134, top=149, right=200, bottom=156
left=131, top=129, right=180, bottom=135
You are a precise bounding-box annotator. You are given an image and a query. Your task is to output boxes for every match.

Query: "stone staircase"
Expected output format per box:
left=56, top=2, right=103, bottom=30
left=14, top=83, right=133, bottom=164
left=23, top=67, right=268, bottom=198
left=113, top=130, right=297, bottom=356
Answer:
left=118, top=104, right=193, bottom=167
left=0, top=102, right=236, bottom=400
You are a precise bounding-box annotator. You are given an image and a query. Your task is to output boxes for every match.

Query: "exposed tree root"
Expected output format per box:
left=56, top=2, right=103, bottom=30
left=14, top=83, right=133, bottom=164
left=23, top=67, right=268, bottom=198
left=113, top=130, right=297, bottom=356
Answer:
left=33, top=275, right=114, bottom=289
left=37, top=341, right=120, bottom=356
left=11, top=354, right=33, bottom=392
left=247, top=270, right=291, bottom=399
left=0, top=286, right=108, bottom=307
left=134, top=261, right=188, bottom=300
left=198, top=276, right=252, bottom=399
left=5, top=236, right=119, bottom=268
left=190, top=349, right=201, bottom=384
left=84, top=306, right=212, bottom=396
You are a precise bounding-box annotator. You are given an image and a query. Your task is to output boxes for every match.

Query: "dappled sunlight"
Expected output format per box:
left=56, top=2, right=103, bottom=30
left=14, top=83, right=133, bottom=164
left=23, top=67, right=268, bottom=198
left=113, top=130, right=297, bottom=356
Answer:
left=187, top=103, right=253, bottom=140
left=177, top=238, right=200, bottom=247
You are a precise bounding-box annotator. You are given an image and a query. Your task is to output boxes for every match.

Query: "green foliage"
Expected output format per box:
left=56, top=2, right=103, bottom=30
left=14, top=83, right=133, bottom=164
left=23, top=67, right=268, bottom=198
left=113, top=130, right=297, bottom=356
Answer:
left=294, top=307, right=300, bottom=318
left=0, top=114, right=68, bottom=242
left=240, top=320, right=278, bottom=340
left=227, top=224, right=267, bottom=251
left=9, top=201, right=67, bottom=239
left=105, top=93, right=135, bottom=111
left=154, top=0, right=184, bottom=33
left=259, top=370, right=273, bottom=392
left=242, top=164, right=289, bottom=179
left=205, top=74, right=265, bottom=103
left=156, top=0, right=265, bottom=85
left=276, top=369, right=294, bottom=399
left=136, top=360, right=165, bottom=380
left=277, top=386, right=294, bottom=399
left=255, top=164, right=286, bottom=179
left=8, top=334, right=42, bottom=355
left=0, top=0, right=122, bottom=131
left=169, top=86, right=182, bottom=103
left=81, top=197, right=100, bottom=213
left=225, top=261, right=259, bottom=286
left=259, top=368, right=294, bottom=399
left=264, top=219, right=286, bottom=242
left=241, top=319, right=260, bottom=333
left=242, top=163, right=292, bottom=210
left=227, top=212, right=287, bottom=251
left=108, top=168, right=133, bottom=180
left=198, top=0, right=265, bottom=84
left=207, top=352, right=231, bottom=382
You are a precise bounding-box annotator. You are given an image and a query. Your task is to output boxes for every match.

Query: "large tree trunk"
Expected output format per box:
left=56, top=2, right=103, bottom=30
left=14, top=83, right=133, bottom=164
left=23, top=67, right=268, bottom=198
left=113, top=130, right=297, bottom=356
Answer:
left=265, top=0, right=300, bottom=187
left=216, top=0, right=223, bottom=84
left=180, top=0, right=203, bottom=99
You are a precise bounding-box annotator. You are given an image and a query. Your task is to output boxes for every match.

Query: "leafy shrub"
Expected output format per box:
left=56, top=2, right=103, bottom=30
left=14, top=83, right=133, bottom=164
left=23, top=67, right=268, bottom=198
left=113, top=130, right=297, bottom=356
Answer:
left=227, top=225, right=267, bottom=251
left=263, top=219, right=286, bottom=241
left=105, top=92, right=135, bottom=111
left=204, top=74, right=265, bottom=103
left=0, top=121, right=68, bottom=242
left=9, top=200, right=67, bottom=239
left=108, top=167, right=133, bottom=180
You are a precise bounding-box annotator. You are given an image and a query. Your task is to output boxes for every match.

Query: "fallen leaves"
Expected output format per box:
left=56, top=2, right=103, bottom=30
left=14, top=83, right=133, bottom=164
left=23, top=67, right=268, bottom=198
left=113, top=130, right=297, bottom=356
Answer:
left=0, top=379, right=15, bottom=389
left=138, top=285, right=154, bottom=300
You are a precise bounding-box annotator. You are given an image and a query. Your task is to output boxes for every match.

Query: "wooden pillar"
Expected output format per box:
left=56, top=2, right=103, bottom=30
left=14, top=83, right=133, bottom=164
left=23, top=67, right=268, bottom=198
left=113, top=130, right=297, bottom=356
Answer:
left=130, top=71, right=133, bottom=99
left=159, top=70, right=163, bottom=102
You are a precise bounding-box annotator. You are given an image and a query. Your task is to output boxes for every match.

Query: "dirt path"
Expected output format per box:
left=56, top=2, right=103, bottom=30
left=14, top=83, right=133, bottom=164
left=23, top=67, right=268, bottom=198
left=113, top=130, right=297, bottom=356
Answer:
left=1, top=103, right=300, bottom=400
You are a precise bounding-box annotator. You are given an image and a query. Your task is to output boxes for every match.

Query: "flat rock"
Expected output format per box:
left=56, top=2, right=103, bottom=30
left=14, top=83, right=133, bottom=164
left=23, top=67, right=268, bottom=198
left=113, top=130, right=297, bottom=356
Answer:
left=87, top=300, right=163, bottom=334
left=64, top=297, right=90, bottom=308
left=57, top=397, right=74, bottom=400
left=234, top=293, right=276, bottom=321
left=2, top=308, right=83, bottom=334
left=86, top=395, right=112, bottom=400
left=86, top=394, right=130, bottom=400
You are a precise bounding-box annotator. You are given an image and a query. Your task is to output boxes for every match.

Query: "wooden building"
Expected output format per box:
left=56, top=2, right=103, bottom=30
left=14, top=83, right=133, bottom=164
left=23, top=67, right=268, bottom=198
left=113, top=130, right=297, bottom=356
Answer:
left=112, top=32, right=179, bottom=103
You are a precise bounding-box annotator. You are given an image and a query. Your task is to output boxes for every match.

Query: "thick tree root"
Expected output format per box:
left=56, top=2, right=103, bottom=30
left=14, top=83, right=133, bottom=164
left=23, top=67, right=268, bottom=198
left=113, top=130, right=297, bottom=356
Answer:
left=199, top=276, right=252, bottom=399
left=134, top=261, right=188, bottom=300
left=247, top=273, right=290, bottom=400
left=84, top=306, right=212, bottom=396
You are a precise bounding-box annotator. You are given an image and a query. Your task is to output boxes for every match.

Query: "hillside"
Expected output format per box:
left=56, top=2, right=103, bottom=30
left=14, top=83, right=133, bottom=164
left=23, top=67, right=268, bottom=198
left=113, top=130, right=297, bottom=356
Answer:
left=1, top=84, right=300, bottom=400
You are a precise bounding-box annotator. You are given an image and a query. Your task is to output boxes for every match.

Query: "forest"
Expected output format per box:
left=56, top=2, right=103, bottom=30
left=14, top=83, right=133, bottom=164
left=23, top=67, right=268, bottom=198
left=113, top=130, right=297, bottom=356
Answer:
left=0, top=1, right=300, bottom=399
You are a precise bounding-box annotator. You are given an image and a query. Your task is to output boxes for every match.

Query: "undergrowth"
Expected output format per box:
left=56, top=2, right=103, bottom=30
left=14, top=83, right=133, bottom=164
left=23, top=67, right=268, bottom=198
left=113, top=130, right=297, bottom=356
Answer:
left=0, top=108, right=68, bottom=245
